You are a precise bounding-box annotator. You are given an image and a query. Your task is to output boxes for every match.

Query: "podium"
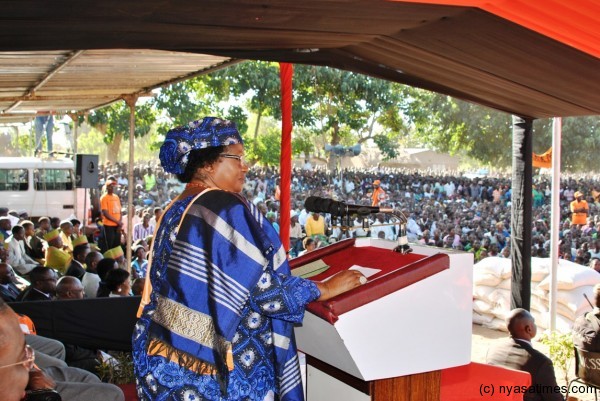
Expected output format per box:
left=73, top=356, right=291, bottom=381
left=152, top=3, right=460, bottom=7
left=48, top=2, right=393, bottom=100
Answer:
left=291, top=238, right=473, bottom=401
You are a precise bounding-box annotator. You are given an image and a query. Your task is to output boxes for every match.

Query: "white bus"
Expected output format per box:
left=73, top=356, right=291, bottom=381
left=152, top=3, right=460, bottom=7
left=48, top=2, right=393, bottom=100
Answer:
left=0, top=157, right=76, bottom=219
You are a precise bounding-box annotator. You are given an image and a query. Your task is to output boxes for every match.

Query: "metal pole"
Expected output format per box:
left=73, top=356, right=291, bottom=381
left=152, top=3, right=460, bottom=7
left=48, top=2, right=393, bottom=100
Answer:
left=549, top=117, right=562, bottom=331
left=71, top=114, right=79, bottom=221
left=123, top=96, right=138, bottom=274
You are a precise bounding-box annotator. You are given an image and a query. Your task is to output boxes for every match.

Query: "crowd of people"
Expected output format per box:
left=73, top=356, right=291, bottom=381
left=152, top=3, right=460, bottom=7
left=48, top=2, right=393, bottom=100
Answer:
left=91, top=160, right=600, bottom=264
left=2, top=147, right=600, bottom=399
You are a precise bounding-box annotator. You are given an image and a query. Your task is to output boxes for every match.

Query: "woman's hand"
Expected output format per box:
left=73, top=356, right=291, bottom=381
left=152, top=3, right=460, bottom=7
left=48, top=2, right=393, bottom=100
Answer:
left=316, top=270, right=366, bottom=301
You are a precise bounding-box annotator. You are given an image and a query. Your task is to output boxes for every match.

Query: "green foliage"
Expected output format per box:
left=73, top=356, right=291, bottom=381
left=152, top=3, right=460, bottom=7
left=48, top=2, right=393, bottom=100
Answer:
left=78, top=62, right=600, bottom=172
left=251, top=127, right=282, bottom=166
left=538, top=331, right=574, bottom=383
left=152, top=79, right=218, bottom=126
left=9, top=129, right=32, bottom=156
left=87, top=100, right=156, bottom=143
left=75, top=127, right=106, bottom=160
left=96, top=352, right=135, bottom=385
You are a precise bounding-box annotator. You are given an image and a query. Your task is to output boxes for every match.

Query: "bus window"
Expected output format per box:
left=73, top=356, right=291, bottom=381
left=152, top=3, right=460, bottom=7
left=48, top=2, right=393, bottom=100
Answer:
left=34, top=168, right=74, bottom=191
left=0, top=169, right=29, bottom=191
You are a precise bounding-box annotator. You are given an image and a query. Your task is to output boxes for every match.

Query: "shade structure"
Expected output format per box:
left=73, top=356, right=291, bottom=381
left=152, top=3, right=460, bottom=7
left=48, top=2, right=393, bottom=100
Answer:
left=0, top=0, right=598, bottom=120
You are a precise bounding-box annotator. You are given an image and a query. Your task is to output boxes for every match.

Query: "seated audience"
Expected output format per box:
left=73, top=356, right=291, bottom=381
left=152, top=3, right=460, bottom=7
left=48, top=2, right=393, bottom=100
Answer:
left=97, top=268, right=130, bottom=298
left=6, top=225, right=38, bottom=276
left=18, top=266, right=56, bottom=302
left=0, top=298, right=125, bottom=401
left=0, top=262, right=22, bottom=302
left=81, top=251, right=103, bottom=299
left=55, top=277, right=102, bottom=375
left=131, top=277, right=145, bottom=296
left=65, top=243, right=90, bottom=281
left=131, top=244, right=147, bottom=279
left=95, top=258, right=117, bottom=298
left=573, top=283, right=600, bottom=352
left=486, top=308, right=563, bottom=401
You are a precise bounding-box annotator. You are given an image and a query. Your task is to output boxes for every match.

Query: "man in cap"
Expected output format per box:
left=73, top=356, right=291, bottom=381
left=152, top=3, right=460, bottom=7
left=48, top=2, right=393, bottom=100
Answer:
left=43, top=229, right=71, bottom=274
left=35, top=216, right=51, bottom=239
left=0, top=215, right=12, bottom=239
left=371, top=179, right=386, bottom=207
left=100, top=178, right=122, bottom=253
left=59, top=219, right=74, bottom=253
left=104, top=246, right=125, bottom=270
left=570, top=190, right=589, bottom=227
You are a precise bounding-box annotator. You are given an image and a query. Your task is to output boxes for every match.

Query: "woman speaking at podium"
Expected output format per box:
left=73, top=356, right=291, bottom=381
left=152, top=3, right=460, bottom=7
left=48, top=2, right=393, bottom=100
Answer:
left=133, top=117, right=364, bottom=401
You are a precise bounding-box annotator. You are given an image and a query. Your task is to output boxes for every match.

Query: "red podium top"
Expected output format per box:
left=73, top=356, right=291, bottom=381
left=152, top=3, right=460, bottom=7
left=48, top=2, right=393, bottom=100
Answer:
left=290, top=239, right=449, bottom=324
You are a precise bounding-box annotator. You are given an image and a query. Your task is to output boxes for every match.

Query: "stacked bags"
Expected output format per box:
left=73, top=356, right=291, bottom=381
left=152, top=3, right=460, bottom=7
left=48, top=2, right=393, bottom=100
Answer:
left=473, top=257, right=600, bottom=333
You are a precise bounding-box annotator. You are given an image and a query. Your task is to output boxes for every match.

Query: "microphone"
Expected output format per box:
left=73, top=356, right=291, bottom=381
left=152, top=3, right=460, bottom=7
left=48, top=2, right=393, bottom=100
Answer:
left=304, top=196, right=393, bottom=216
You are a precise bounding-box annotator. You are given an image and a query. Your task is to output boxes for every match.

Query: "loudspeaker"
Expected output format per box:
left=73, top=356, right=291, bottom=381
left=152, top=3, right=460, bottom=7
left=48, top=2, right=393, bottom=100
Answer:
left=75, top=154, right=99, bottom=189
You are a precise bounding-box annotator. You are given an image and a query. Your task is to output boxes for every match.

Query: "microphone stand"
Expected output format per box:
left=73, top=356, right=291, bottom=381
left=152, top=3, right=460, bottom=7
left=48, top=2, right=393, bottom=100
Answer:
left=391, top=209, right=412, bottom=254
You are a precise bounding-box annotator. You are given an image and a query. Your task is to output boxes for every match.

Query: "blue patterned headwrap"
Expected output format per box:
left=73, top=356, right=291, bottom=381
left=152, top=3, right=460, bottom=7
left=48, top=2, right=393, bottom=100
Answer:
left=159, top=117, right=243, bottom=175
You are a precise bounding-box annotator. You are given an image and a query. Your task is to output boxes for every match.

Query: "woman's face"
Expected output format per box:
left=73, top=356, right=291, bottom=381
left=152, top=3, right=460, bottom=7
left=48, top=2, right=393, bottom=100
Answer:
left=208, top=144, right=249, bottom=193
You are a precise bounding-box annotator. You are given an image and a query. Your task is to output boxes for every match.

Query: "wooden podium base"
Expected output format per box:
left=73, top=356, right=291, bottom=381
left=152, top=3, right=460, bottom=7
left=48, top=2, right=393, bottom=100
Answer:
left=306, top=355, right=441, bottom=401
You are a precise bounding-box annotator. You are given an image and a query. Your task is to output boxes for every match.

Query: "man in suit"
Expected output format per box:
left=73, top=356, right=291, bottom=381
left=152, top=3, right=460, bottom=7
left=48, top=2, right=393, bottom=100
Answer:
left=6, top=225, right=38, bottom=275
left=18, top=266, right=56, bottom=302
left=65, top=243, right=90, bottom=281
left=486, top=308, right=563, bottom=401
left=0, top=262, right=22, bottom=302
left=573, top=283, right=600, bottom=352
left=0, top=297, right=125, bottom=401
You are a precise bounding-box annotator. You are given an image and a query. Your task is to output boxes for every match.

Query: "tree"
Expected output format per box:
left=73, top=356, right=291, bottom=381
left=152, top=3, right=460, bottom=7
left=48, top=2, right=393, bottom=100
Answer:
left=87, top=100, right=156, bottom=163
left=293, top=66, right=409, bottom=164
left=207, top=62, right=281, bottom=159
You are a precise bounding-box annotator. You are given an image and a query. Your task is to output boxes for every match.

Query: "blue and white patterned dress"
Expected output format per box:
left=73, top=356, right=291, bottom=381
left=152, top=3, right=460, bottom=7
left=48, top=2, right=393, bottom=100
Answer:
left=133, top=190, right=319, bottom=401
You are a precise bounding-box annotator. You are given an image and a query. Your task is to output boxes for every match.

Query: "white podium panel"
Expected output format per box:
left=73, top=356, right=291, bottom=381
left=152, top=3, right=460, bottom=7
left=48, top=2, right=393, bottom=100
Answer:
left=294, top=239, right=473, bottom=381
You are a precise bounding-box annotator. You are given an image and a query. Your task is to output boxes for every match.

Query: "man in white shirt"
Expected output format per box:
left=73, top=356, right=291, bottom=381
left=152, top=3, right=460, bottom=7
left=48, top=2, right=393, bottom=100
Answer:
left=6, top=225, right=38, bottom=275
left=133, top=213, right=154, bottom=242
left=81, top=251, right=103, bottom=298
left=370, top=213, right=396, bottom=241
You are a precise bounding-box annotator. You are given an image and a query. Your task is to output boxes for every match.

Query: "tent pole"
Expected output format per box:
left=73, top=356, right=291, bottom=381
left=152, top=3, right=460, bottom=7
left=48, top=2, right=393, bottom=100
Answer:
left=510, top=116, right=533, bottom=311
left=279, top=63, right=293, bottom=252
left=124, top=95, right=138, bottom=274
left=549, top=118, right=562, bottom=331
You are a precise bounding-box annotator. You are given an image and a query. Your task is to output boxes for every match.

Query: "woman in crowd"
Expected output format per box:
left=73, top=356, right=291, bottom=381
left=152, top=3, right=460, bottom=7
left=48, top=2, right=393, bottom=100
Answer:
left=132, top=117, right=363, bottom=401
left=97, top=268, right=131, bottom=298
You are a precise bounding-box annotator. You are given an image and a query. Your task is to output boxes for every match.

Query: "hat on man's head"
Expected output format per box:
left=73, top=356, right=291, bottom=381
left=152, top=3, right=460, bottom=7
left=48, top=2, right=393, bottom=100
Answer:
left=106, top=179, right=118, bottom=187
left=159, top=117, right=243, bottom=175
left=72, top=235, right=88, bottom=247
left=43, top=229, right=60, bottom=242
left=104, top=246, right=124, bottom=259
left=575, top=191, right=584, bottom=198
left=373, top=180, right=381, bottom=185
left=45, top=247, right=72, bottom=272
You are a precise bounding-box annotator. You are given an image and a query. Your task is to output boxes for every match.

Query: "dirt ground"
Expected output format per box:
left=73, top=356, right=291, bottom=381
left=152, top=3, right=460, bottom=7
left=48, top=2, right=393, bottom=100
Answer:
left=471, top=324, right=598, bottom=401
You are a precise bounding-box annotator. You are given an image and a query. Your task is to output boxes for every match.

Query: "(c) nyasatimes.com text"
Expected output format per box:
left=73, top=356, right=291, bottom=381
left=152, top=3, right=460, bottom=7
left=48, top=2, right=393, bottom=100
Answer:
left=479, top=383, right=597, bottom=397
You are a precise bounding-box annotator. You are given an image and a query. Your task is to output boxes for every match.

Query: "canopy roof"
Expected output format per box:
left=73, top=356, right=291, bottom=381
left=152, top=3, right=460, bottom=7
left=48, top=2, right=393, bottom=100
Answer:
left=0, top=0, right=598, bottom=121
left=0, top=50, right=235, bottom=123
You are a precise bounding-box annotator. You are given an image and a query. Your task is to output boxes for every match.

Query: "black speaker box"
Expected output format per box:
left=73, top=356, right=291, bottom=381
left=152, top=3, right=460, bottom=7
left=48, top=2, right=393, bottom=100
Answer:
left=75, top=154, right=99, bottom=189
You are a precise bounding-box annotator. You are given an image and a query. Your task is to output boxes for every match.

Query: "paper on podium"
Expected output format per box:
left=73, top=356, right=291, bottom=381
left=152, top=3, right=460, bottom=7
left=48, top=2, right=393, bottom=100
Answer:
left=291, top=259, right=330, bottom=278
left=348, top=265, right=381, bottom=278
